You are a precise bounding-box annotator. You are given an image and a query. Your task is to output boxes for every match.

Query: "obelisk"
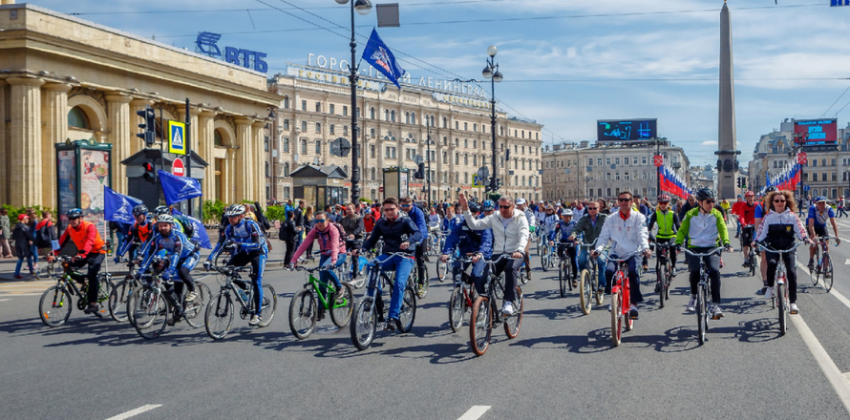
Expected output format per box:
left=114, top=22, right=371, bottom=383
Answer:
left=716, top=0, right=739, bottom=199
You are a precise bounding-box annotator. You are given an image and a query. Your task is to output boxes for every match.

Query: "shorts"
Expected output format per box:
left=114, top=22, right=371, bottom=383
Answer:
left=814, top=225, right=827, bottom=238
left=741, top=226, right=755, bottom=245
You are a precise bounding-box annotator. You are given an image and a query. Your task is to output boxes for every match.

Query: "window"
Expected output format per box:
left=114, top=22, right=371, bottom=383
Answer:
left=283, top=97, right=290, bottom=109
left=625, top=172, right=630, bottom=181
left=68, top=107, right=90, bottom=129
left=301, top=121, right=307, bottom=132
left=264, top=136, right=269, bottom=152
left=474, top=124, right=478, bottom=132
left=813, top=160, right=818, bottom=167
left=464, top=139, right=468, bottom=148
left=214, top=130, right=223, bottom=147
left=385, top=146, right=397, bottom=158
left=301, top=139, right=307, bottom=154
left=473, top=140, right=477, bottom=148
left=464, top=154, right=468, bottom=165
left=473, top=155, right=477, bottom=166
left=607, top=188, right=612, bottom=197
left=464, top=122, right=468, bottom=131
left=588, top=158, right=593, bottom=166
left=625, top=157, right=630, bottom=165
left=522, top=131, right=525, bottom=139
left=343, top=126, right=348, bottom=136
left=370, top=167, right=376, bottom=180
left=315, top=102, right=321, bottom=112
left=265, top=162, right=270, bottom=177
left=370, top=107, right=375, bottom=119
left=329, top=124, right=335, bottom=135
left=443, top=117, right=448, bottom=128
left=315, top=140, right=322, bottom=154
left=370, top=128, right=376, bottom=138
left=411, top=113, right=416, bottom=125
left=455, top=153, right=459, bottom=164
left=405, top=112, right=410, bottom=124
left=615, top=158, right=620, bottom=165
left=301, top=100, right=307, bottom=111
left=443, top=151, right=448, bottom=164
left=455, top=121, right=459, bottom=130
left=315, top=123, right=321, bottom=133
left=597, top=158, right=602, bottom=166
left=343, top=106, right=348, bottom=116
left=823, top=172, right=828, bottom=182
left=283, top=137, right=290, bottom=153
left=833, top=172, right=838, bottom=181
left=464, top=172, right=469, bottom=183
left=514, top=130, right=518, bottom=137
left=329, top=104, right=335, bottom=115
left=391, top=110, right=395, bottom=122
left=812, top=173, right=818, bottom=182
left=283, top=119, right=289, bottom=130
left=822, top=159, right=827, bottom=166
left=522, top=146, right=525, bottom=154
left=606, top=158, right=611, bottom=165
left=642, top=157, right=647, bottom=165
left=616, top=173, right=620, bottom=181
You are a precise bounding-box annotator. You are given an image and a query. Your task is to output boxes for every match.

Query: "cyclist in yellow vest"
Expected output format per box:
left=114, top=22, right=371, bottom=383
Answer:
left=647, top=194, right=681, bottom=291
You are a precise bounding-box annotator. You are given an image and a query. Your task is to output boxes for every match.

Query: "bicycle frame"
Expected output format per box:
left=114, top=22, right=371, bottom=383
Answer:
left=212, top=266, right=257, bottom=315
left=303, top=270, right=346, bottom=311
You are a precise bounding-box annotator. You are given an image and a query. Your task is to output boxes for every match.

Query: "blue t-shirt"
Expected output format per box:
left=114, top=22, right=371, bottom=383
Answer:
left=754, top=203, right=764, bottom=219
left=807, top=206, right=835, bottom=229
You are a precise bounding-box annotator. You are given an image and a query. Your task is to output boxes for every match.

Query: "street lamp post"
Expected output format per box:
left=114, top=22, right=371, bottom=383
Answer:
left=482, top=45, right=503, bottom=195
left=427, top=122, right=432, bottom=206
left=335, top=0, right=372, bottom=208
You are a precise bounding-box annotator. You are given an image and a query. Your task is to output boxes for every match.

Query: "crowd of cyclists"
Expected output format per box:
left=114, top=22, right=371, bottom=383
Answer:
left=38, top=183, right=841, bottom=347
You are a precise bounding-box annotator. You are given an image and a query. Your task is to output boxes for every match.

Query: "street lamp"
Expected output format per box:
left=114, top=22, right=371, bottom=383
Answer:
left=335, top=0, right=372, bottom=208
left=482, top=45, right=503, bottom=194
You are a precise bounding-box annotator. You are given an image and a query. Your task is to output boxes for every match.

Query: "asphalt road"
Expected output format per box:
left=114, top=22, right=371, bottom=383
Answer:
left=2, top=225, right=850, bottom=420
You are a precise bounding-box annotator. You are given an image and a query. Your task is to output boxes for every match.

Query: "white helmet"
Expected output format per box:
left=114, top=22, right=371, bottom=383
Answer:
left=561, top=209, right=573, bottom=217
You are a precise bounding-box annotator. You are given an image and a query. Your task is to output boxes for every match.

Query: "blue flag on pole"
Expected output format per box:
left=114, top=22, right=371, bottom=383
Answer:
left=172, top=209, right=212, bottom=249
left=362, top=28, right=406, bottom=89
left=158, top=170, right=202, bottom=206
left=104, top=186, right=142, bottom=225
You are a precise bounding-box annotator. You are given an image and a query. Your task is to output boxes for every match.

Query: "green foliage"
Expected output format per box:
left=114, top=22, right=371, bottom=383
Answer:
left=203, top=200, right=225, bottom=224
left=359, top=197, right=372, bottom=204
left=1, top=204, right=56, bottom=223
left=265, top=204, right=286, bottom=222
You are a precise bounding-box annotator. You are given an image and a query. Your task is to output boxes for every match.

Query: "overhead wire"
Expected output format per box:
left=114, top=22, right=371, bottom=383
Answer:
left=822, top=84, right=850, bottom=117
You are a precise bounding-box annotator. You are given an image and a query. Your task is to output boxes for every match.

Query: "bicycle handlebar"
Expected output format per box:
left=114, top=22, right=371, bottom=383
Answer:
left=756, top=242, right=805, bottom=253
left=682, top=247, right=725, bottom=258
left=607, top=250, right=643, bottom=262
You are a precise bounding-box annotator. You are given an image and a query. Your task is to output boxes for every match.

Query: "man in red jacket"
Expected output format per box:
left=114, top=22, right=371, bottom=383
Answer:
left=58, top=208, right=107, bottom=316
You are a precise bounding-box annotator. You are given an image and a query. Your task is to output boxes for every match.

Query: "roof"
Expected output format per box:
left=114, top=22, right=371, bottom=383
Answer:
left=289, top=165, right=348, bottom=179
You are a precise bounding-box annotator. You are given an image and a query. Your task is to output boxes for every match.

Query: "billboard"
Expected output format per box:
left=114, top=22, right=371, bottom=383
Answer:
left=793, top=118, right=837, bottom=147
left=597, top=119, right=657, bottom=142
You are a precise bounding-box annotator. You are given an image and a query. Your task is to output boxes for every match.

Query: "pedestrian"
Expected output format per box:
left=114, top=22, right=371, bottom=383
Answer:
left=254, top=201, right=273, bottom=251
left=838, top=197, right=849, bottom=218
left=12, top=214, right=34, bottom=278
left=25, top=208, right=39, bottom=271
left=303, top=206, right=316, bottom=260
left=109, top=220, right=128, bottom=256
left=293, top=200, right=306, bottom=252
left=0, top=208, right=12, bottom=258
left=280, top=210, right=298, bottom=267
left=35, top=211, right=56, bottom=254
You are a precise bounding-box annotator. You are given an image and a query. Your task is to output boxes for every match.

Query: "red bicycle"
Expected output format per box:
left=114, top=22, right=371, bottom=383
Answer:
left=608, top=251, right=641, bottom=347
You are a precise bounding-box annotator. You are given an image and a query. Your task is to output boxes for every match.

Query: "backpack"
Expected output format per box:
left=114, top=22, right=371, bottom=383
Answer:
left=317, top=222, right=346, bottom=249
left=36, top=222, right=55, bottom=248
left=173, top=215, right=196, bottom=240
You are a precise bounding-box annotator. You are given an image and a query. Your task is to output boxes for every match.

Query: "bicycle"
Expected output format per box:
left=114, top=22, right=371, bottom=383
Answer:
left=204, top=260, right=278, bottom=340
left=557, top=242, right=575, bottom=297
left=38, top=256, right=114, bottom=327
left=437, top=247, right=458, bottom=283
left=350, top=252, right=417, bottom=350
left=758, top=242, right=804, bottom=336
left=683, top=247, right=724, bottom=345
left=739, top=225, right=757, bottom=277
left=469, top=253, right=523, bottom=356
left=447, top=255, right=478, bottom=333
left=654, top=242, right=675, bottom=309
left=107, top=257, right=140, bottom=323
left=289, top=265, right=354, bottom=339
left=810, top=235, right=836, bottom=292
left=578, top=242, right=604, bottom=315
left=540, top=238, right=557, bottom=272
left=608, top=250, right=641, bottom=347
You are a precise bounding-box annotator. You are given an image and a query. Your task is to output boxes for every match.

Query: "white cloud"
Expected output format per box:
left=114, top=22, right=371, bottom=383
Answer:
left=702, top=140, right=718, bottom=146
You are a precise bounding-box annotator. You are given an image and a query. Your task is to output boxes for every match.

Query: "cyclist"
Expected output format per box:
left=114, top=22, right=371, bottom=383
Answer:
left=137, top=214, right=200, bottom=321
left=675, top=188, right=733, bottom=318
left=441, top=202, right=492, bottom=294
left=354, top=197, right=423, bottom=331
left=647, top=194, right=681, bottom=287
left=806, top=196, right=841, bottom=270
left=569, top=200, right=608, bottom=303
left=290, top=211, right=347, bottom=320
left=57, top=208, right=107, bottom=317
left=731, top=191, right=758, bottom=268
left=441, top=206, right=461, bottom=233
left=552, top=210, right=578, bottom=285
left=204, top=204, right=269, bottom=326
left=754, top=190, right=811, bottom=314
left=400, top=197, right=429, bottom=291
left=592, top=190, right=651, bottom=320
left=540, top=206, right=558, bottom=241
left=114, top=204, right=152, bottom=264
left=753, top=187, right=775, bottom=294
left=460, top=192, right=529, bottom=316
left=516, top=198, right=536, bottom=283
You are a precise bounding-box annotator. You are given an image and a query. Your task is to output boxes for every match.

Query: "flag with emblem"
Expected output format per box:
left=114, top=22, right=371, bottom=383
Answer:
left=158, top=170, right=202, bottom=205
left=104, top=186, right=143, bottom=225
left=172, top=209, right=212, bottom=249
left=362, top=28, right=406, bottom=89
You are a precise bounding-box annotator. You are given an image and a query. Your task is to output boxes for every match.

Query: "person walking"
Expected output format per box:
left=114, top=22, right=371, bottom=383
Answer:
left=303, top=206, right=316, bottom=260
left=25, top=208, right=39, bottom=272
left=0, top=208, right=12, bottom=258
left=12, top=214, right=34, bottom=278
left=280, top=210, right=298, bottom=268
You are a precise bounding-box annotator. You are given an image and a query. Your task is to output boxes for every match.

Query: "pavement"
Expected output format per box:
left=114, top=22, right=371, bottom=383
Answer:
left=2, top=223, right=850, bottom=420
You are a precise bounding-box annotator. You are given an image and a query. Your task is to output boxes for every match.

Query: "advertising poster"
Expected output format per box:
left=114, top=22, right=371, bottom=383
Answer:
left=793, top=119, right=837, bottom=147
left=57, top=150, right=77, bottom=231
left=79, top=149, right=110, bottom=226
left=399, top=172, right=409, bottom=199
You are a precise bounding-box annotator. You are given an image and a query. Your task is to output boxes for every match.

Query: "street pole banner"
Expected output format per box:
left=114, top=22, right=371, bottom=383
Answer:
left=158, top=170, right=202, bottom=205
left=103, top=186, right=143, bottom=225
left=172, top=209, right=212, bottom=249
left=362, top=28, right=406, bottom=89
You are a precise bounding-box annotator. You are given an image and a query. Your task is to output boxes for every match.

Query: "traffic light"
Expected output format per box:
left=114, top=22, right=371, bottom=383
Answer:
left=414, top=162, right=425, bottom=179
left=736, top=177, right=741, bottom=188
left=142, top=161, right=156, bottom=183
left=136, top=105, right=156, bottom=148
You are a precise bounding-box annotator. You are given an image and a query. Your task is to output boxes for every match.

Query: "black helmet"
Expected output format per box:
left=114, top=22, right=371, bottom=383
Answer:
left=765, top=186, right=777, bottom=193
left=694, top=188, right=716, bottom=202
left=66, top=208, right=83, bottom=219
left=468, top=203, right=480, bottom=213
left=154, top=206, right=169, bottom=215
left=133, top=204, right=148, bottom=216
left=224, top=204, right=246, bottom=217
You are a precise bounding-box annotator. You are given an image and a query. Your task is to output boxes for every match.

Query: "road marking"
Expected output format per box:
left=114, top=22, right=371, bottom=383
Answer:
left=457, top=406, right=490, bottom=420
left=0, top=299, right=9, bottom=302
left=0, top=293, right=43, bottom=297
left=791, top=315, right=850, bottom=415
left=104, top=404, right=162, bottom=420
left=795, top=261, right=850, bottom=312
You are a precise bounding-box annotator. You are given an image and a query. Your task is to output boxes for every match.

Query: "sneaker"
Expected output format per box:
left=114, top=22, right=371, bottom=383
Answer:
left=756, top=287, right=767, bottom=296
left=317, top=310, right=326, bottom=321
left=501, top=301, right=515, bottom=317
left=807, top=260, right=815, bottom=271
left=655, top=282, right=661, bottom=293
left=85, top=304, right=103, bottom=318
left=709, top=304, right=723, bottom=319
left=385, top=317, right=398, bottom=331
left=764, top=287, right=774, bottom=301
left=670, top=268, right=677, bottom=278
left=249, top=315, right=261, bottom=326
left=687, top=295, right=696, bottom=312
left=734, top=233, right=739, bottom=239
left=597, top=291, right=604, bottom=304
left=629, top=305, right=639, bottom=320
left=790, top=303, right=799, bottom=314
left=13, top=274, right=22, bottom=279
left=184, top=291, right=198, bottom=302
left=742, top=261, right=749, bottom=268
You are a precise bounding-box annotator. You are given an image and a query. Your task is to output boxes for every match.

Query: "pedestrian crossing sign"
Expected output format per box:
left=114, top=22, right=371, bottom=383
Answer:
left=472, top=174, right=485, bottom=188
left=168, top=120, right=186, bottom=155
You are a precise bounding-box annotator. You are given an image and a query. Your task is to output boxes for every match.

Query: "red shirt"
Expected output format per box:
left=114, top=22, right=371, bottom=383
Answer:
left=732, top=201, right=756, bottom=226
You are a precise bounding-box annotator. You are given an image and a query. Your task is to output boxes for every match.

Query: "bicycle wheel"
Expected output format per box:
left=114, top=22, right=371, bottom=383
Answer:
left=810, top=247, right=820, bottom=286
left=39, top=285, right=72, bottom=327
left=204, top=292, right=234, bottom=340
left=398, top=286, right=417, bottom=333
left=132, top=289, right=168, bottom=340
left=330, top=283, right=354, bottom=328
left=288, top=289, right=317, bottom=339
left=559, top=262, right=567, bottom=298
left=469, top=296, right=492, bottom=356
left=184, top=282, right=212, bottom=328
left=579, top=269, right=592, bottom=315
left=504, top=287, right=523, bottom=339
left=349, top=260, right=366, bottom=289
left=108, top=279, right=130, bottom=322
left=658, top=264, right=667, bottom=309
left=493, top=274, right=505, bottom=300
left=697, top=283, right=707, bottom=345
left=448, top=285, right=465, bottom=332
left=94, top=279, right=113, bottom=317
left=436, top=257, right=449, bottom=282
left=540, top=248, right=549, bottom=272
left=777, top=282, right=787, bottom=336
left=350, top=296, right=376, bottom=350
left=749, top=253, right=757, bottom=277
left=823, top=254, right=834, bottom=293
left=611, top=291, right=622, bottom=347
left=258, top=284, right=277, bottom=327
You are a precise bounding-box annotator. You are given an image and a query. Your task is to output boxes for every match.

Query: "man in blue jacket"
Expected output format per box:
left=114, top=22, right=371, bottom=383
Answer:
left=441, top=203, right=492, bottom=295
left=400, top=196, right=429, bottom=293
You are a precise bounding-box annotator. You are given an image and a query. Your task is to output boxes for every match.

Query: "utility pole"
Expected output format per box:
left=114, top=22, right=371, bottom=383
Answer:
left=185, top=98, right=193, bottom=216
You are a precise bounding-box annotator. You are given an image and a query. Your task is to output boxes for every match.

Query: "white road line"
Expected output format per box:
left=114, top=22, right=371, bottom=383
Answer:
left=0, top=299, right=9, bottom=302
left=0, top=293, right=43, bottom=297
left=104, top=404, right=162, bottom=420
left=791, top=316, right=850, bottom=414
left=795, top=261, right=850, bottom=312
left=457, top=406, right=491, bottom=420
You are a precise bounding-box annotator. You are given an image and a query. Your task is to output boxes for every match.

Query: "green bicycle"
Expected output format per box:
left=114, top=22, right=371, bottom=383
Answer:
left=38, top=256, right=114, bottom=327
left=289, top=265, right=354, bottom=339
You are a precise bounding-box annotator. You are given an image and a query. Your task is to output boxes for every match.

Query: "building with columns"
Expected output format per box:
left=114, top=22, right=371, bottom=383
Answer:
left=0, top=3, right=279, bottom=209
left=266, top=63, right=545, bottom=205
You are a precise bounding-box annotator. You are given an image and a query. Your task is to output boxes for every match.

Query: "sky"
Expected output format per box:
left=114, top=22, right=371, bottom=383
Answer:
left=37, top=0, right=850, bottom=168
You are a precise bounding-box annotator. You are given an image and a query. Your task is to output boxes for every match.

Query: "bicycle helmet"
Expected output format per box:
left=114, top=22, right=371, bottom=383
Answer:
left=66, top=208, right=83, bottom=219
left=132, top=204, right=148, bottom=216
left=151, top=249, right=170, bottom=273
left=744, top=191, right=755, bottom=197
left=154, top=205, right=169, bottom=216
left=482, top=200, right=495, bottom=211
left=765, top=186, right=777, bottom=193
left=694, top=188, right=716, bottom=202
left=224, top=204, right=247, bottom=217
left=156, top=214, right=174, bottom=224
left=657, top=194, right=670, bottom=203
left=561, top=209, right=573, bottom=217
left=468, top=203, right=480, bottom=213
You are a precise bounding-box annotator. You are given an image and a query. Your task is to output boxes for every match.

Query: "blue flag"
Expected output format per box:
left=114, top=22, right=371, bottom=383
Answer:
left=362, top=28, right=406, bottom=89
left=172, top=209, right=212, bottom=249
left=158, top=170, right=202, bottom=206
left=104, top=186, right=142, bottom=225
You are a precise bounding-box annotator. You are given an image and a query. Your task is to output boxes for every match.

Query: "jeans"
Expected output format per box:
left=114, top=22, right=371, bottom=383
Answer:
left=452, top=257, right=487, bottom=294
left=14, top=255, right=33, bottom=275
left=30, top=244, right=38, bottom=266
left=839, top=207, right=848, bottom=218
left=686, top=247, right=721, bottom=304
left=605, top=255, right=642, bottom=304
left=115, top=232, right=125, bottom=257
left=376, top=254, right=415, bottom=320
left=228, top=251, right=266, bottom=315
left=492, top=254, right=522, bottom=303
left=319, top=254, right=347, bottom=300
left=577, top=248, right=606, bottom=289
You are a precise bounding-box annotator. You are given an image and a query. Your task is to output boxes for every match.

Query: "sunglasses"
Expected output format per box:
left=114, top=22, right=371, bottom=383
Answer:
left=587, top=207, right=598, bottom=210
left=500, top=205, right=512, bottom=209
left=401, top=204, right=411, bottom=208
left=773, top=199, right=786, bottom=203
left=618, top=198, right=631, bottom=202
left=315, top=218, right=327, bottom=223
left=703, top=200, right=716, bottom=204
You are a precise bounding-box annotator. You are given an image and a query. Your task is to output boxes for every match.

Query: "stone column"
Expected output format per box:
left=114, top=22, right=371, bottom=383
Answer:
left=8, top=77, right=44, bottom=207
left=235, top=118, right=254, bottom=202
left=0, top=81, right=7, bottom=205
left=129, top=98, right=154, bottom=156
left=41, top=83, right=72, bottom=209
left=198, top=110, right=217, bottom=200
left=253, top=121, right=267, bottom=203
left=105, top=93, right=132, bottom=194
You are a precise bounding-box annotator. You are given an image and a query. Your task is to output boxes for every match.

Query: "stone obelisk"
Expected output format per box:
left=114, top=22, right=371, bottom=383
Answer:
left=716, top=0, right=739, bottom=199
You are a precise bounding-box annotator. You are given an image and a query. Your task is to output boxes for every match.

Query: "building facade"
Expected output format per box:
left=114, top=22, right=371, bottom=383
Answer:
left=0, top=3, right=280, bottom=209
left=266, top=64, right=545, bottom=205
left=541, top=140, right=690, bottom=203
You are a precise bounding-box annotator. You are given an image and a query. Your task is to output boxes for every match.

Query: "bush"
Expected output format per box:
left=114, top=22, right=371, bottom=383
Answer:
left=203, top=200, right=225, bottom=224
left=1, top=204, right=56, bottom=223
left=265, top=204, right=286, bottom=222
left=359, top=197, right=372, bottom=204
